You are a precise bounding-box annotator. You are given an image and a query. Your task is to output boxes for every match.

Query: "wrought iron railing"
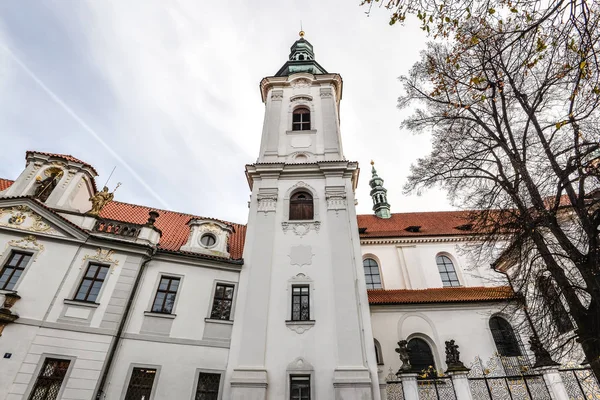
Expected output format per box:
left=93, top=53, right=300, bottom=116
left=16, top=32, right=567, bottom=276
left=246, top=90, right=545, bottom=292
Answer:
left=417, top=376, right=457, bottom=400
left=385, top=369, right=405, bottom=400
left=93, top=218, right=143, bottom=238
left=559, top=367, right=600, bottom=399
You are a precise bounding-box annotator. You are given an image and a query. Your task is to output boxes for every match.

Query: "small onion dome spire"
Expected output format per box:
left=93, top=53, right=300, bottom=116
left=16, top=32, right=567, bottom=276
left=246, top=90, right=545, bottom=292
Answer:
left=369, top=161, right=391, bottom=219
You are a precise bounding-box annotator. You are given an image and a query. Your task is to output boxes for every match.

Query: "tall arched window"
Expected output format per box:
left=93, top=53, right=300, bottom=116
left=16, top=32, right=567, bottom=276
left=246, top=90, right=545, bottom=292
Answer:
left=374, top=339, right=384, bottom=365
left=489, top=316, right=522, bottom=357
left=289, top=192, right=314, bottom=220
left=363, top=258, right=382, bottom=289
left=436, top=255, right=460, bottom=287
left=537, top=275, right=574, bottom=334
left=292, top=107, right=311, bottom=131
left=407, top=338, right=436, bottom=373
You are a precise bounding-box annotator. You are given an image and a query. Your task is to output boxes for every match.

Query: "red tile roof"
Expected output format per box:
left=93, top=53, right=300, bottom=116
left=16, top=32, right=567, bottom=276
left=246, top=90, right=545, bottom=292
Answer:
left=26, top=151, right=99, bottom=176
left=358, top=211, right=475, bottom=238
left=0, top=178, right=13, bottom=191
left=367, top=286, right=515, bottom=305
left=99, top=201, right=246, bottom=260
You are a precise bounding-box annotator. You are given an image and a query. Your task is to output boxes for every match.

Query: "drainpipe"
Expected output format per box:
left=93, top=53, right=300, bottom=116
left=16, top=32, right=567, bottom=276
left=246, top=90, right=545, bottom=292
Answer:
left=94, top=250, right=155, bottom=399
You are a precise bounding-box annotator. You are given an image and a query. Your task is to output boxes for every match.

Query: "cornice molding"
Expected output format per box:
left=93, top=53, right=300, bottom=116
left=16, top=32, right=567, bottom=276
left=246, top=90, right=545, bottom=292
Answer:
left=360, top=236, right=473, bottom=245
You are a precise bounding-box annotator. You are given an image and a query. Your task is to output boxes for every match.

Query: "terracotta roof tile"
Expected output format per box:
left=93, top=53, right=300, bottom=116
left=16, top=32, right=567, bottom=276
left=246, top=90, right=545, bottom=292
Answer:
left=0, top=178, right=13, bottom=191
left=99, top=201, right=246, bottom=260
left=26, top=151, right=99, bottom=176
left=367, top=286, right=515, bottom=305
left=358, top=211, right=474, bottom=238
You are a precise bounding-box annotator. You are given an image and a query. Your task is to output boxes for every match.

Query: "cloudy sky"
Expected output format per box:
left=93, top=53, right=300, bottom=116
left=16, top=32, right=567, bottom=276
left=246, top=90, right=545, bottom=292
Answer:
left=0, top=0, right=451, bottom=224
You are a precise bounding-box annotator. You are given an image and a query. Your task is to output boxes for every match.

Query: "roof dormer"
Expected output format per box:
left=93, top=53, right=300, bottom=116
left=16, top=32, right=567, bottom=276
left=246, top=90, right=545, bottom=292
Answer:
left=0, top=151, right=98, bottom=213
left=180, top=219, right=234, bottom=258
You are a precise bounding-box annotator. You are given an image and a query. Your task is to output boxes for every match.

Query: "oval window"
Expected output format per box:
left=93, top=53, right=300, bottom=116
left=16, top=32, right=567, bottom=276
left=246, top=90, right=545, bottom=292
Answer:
left=200, top=233, right=217, bottom=247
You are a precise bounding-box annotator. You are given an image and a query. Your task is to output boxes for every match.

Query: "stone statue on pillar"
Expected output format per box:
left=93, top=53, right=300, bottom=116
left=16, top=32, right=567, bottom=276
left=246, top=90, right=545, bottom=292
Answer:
left=395, top=340, right=412, bottom=373
left=445, top=340, right=469, bottom=372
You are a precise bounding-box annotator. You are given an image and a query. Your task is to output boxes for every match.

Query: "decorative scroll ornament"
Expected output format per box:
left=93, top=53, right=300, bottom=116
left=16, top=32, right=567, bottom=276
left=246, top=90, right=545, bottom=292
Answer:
left=0, top=205, right=56, bottom=234
left=286, top=321, right=314, bottom=334
left=395, top=340, right=412, bottom=373
left=84, top=248, right=119, bottom=265
left=8, top=235, right=45, bottom=253
left=291, top=78, right=311, bottom=88
left=281, top=221, right=320, bottom=238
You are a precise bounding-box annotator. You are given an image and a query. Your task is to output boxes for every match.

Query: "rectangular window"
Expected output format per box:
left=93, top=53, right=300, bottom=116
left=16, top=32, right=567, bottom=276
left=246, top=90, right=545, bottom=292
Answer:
left=290, top=375, right=311, bottom=400
left=210, top=283, right=234, bottom=320
left=28, top=358, right=70, bottom=400
left=151, top=276, right=180, bottom=314
left=74, top=263, right=109, bottom=303
left=124, top=367, right=157, bottom=400
left=0, top=251, right=32, bottom=290
left=195, top=372, right=221, bottom=400
left=291, top=285, right=310, bottom=321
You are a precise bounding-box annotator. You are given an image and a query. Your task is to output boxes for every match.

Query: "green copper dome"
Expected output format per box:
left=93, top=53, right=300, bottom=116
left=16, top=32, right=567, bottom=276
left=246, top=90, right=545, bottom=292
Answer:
left=369, top=162, right=391, bottom=219
left=275, top=33, right=328, bottom=77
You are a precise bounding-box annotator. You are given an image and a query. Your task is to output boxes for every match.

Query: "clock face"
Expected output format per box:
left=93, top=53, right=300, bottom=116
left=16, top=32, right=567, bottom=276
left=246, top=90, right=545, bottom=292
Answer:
left=199, top=233, right=217, bottom=248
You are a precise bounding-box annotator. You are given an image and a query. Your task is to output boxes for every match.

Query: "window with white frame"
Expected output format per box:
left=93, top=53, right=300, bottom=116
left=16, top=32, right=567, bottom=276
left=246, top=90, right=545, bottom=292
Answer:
left=363, top=258, right=382, bottom=289
left=194, top=372, right=221, bottom=400
left=124, top=367, right=157, bottom=400
left=210, top=283, right=235, bottom=320
left=0, top=251, right=32, bottom=291
left=436, top=255, right=460, bottom=287
left=73, top=263, right=109, bottom=303
left=27, top=358, right=71, bottom=400
left=290, top=375, right=311, bottom=400
left=151, top=276, right=180, bottom=314
left=291, top=285, right=310, bottom=321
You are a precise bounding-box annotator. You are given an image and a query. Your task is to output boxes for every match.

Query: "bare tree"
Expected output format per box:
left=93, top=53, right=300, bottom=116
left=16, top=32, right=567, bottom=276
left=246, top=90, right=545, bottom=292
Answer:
left=397, top=4, right=600, bottom=381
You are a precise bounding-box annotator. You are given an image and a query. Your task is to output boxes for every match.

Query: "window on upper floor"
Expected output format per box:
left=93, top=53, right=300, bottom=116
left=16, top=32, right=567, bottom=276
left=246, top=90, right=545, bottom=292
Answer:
left=537, top=275, right=574, bottom=334
left=151, top=276, right=180, bottom=314
left=290, top=375, right=311, bottom=400
left=27, top=358, right=71, bottom=400
left=124, top=367, right=157, bottom=400
left=291, top=285, right=310, bottom=321
left=0, top=251, right=32, bottom=291
left=407, top=338, right=436, bottom=373
left=289, top=192, right=314, bottom=220
left=436, top=255, right=460, bottom=287
left=73, top=263, right=109, bottom=303
left=195, top=372, right=221, bottom=400
left=363, top=258, right=382, bottom=290
left=292, top=107, right=311, bottom=131
left=210, top=283, right=235, bottom=320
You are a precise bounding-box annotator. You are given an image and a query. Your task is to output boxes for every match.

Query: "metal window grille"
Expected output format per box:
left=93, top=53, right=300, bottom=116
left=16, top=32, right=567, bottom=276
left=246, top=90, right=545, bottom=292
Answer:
left=195, top=372, right=221, bottom=400
left=363, top=258, right=382, bottom=289
left=291, top=285, right=310, bottom=321
left=210, top=283, right=234, bottom=320
left=489, top=317, right=522, bottom=357
left=74, top=263, right=109, bottom=302
left=436, top=255, right=460, bottom=287
left=292, top=108, right=311, bottom=131
left=151, top=276, right=180, bottom=314
left=289, top=192, right=314, bottom=220
left=408, top=338, right=436, bottom=373
left=290, top=375, right=311, bottom=400
left=124, top=368, right=156, bottom=400
left=0, top=251, right=32, bottom=290
left=28, top=358, right=70, bottom=400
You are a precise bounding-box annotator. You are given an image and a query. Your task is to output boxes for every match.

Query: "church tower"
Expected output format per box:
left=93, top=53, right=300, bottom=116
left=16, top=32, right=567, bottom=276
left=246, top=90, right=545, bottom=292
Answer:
left=224, top=33, right=381, bottom=399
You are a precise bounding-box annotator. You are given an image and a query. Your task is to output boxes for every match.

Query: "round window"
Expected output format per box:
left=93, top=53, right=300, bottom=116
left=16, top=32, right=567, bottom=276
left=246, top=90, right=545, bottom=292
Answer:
left=200, top=233, right=217, bottom=247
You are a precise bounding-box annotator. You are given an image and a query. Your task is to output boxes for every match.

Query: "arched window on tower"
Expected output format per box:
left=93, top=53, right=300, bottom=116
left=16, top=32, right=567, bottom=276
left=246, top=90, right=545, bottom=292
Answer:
left=489, top=316, right=522, bottom=357
left=407, top=338, right=435, bottom=373
left=289, top=191, right=314, bottom=220
left=292, top=107, right=311, bottom=131
left=363, top=258, right=382, bottom=289
left=537, top=275, right=574, bottom=334
left=436, top=255, right=460, bottom=287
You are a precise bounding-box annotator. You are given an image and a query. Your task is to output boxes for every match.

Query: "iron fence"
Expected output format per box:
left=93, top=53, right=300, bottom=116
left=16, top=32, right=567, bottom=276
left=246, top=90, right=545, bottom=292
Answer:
left=417, top=376, right=457, bottom=400
left=559, top=368, right=600, bottom=399
left=385, top=370, right=405, bottom=400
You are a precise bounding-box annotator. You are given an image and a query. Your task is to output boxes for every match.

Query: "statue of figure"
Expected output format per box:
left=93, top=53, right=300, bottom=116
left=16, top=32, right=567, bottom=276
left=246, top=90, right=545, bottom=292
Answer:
left=395, top=340, right=412, bottom=372
left=529, top=335, right=559, bottom=368
left=88, top=186, right=115, bottom=216
left=445, top=340, right=469, bottom=372
left=33, top=171, right=61, bottom=202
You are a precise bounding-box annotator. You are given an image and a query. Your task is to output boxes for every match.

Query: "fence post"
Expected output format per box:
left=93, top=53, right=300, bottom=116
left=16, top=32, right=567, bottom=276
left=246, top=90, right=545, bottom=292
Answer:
left=448, top=371, right=473, bottom=400
left=399, top=373, right=419, bottom=400
left=538, top=367, right=569, bottom=400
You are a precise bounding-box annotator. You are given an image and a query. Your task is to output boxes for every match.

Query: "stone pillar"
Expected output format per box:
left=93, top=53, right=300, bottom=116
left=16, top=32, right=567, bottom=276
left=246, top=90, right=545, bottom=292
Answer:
left=538, top=367, right=570, bottom=400
left=448, top=371, right=473, bottom=400
left=399, top=373, right=419, bottom=400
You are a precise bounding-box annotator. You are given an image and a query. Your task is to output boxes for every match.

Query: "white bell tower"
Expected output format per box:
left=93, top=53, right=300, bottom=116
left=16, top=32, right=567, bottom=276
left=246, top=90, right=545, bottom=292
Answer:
left=225, top=32, right=381, bottom=400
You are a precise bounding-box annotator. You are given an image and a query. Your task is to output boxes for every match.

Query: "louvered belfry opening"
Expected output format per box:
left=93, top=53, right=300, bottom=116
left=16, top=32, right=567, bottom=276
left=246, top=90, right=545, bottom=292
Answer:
left=290, top=191, right=314, bottom=220
left=28, top=358, right=70, bottom=400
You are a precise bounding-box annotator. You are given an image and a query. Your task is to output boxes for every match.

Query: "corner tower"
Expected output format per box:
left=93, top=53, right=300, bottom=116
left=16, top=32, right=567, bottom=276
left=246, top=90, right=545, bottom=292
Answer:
left=225, top=33, right=381, bottom=400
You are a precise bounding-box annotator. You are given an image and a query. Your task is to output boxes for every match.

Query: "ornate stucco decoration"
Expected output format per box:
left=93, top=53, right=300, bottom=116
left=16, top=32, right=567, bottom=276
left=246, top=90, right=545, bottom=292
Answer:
left=0, top=205, right=58, bottom=235
left=281, top=221, right=320, bottom=238
left=290, top=78, right=311, bottom=88
left=325, top=186, right=347, bottom=215
left=290, top=94, right=313, bottom=103
left=271, top=90, right=284, bottom=101
left=257, top=188, right=278, bottom=214
left=180, top=219, right=233, bottom=257
left=289, top=245, right=314, bottom=267
left=8, top=235, right=45, bottom=253
left=84, top=248, right=119, bottom=265
left=320, top=88, right=333, bottom=98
